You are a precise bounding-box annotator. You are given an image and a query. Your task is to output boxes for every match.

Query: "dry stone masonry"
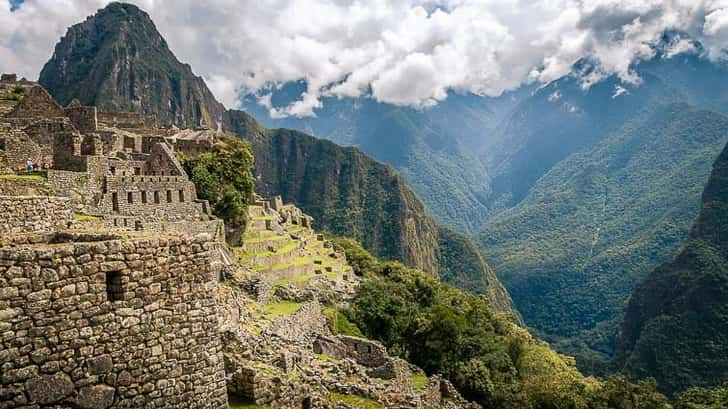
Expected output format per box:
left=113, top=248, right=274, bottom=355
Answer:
left=0, top=232, right=227, bottom=409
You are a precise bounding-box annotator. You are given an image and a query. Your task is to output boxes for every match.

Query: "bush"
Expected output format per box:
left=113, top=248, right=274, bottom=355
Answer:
left=181, top=136, right=255, bottom=228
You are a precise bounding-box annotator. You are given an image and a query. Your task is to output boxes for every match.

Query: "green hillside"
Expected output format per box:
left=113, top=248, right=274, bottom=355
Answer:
left=617, top=141, right=728, bottom=396
left=478, top=104, right=728, bottom=367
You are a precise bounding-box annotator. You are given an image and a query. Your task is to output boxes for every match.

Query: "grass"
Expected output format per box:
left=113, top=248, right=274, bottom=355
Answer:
left=328, top=392, right=383, bottom=409
left=315, top=353, right=340, bottom=364
left=262, top=301, right=302, bottom=319
left=412, top=373, right=429, bottom=390
left=0, top=92, right=22, bottom=101
left=323, top=307, right=364, bottom=337
left=74, top=213, right=102, bottom=222
left=0, top=173, right=46, bottom=181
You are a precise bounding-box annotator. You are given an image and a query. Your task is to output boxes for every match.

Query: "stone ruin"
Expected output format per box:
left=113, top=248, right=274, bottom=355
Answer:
left=0, top=75, right=227, bottom=237
left=0, top=75, right=233, bottom=408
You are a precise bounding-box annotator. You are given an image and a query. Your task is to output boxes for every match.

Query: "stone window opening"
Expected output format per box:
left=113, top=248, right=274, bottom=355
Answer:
left=179, top=190, right=185, bottom=202
left=141, top=191, right=147, bottom=204
left=134, top=167, right=141, bottom=175
left=154, top=191, right=160, bottom=204
left=105, top=271, right=123, bottom=302
left=166, top=190, right=172, bottom=203
left=109, top=166, right=116, bottom=175
left=0, top=137, right=5, bottom=150
left=112, top=192, right=119, bottom=212
left=127, top=192, right=133, bottom=204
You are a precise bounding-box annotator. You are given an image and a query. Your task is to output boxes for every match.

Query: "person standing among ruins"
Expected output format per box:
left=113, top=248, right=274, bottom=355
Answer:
left=26, top=159, right=34, bottom=174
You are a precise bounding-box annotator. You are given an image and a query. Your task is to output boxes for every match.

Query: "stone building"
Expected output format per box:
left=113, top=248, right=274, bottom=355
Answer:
left=0, top=75, right=220, bottom=236
left=0, top=231, right=228, bottom=409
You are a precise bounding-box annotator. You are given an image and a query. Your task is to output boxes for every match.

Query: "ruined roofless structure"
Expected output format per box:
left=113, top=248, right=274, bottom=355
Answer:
left=0, top=74, right=232, bottom=408
left=0, top=74, right=225, bottom=236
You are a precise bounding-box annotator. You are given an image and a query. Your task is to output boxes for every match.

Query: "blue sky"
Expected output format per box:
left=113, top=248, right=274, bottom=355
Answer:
left=9, top=0, right=23, bottom=11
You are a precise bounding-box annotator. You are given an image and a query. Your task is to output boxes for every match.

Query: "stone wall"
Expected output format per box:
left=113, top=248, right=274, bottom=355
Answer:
left=6, top=86, right=65, bottom=119
left=64, top=106, right=98, bottom=134
left=98, top=112, right=157, bottom=130
left=0, top=124, right=41, bottom=173
left=0, top=232, right=228, bottom=409
left=0, top=195, right=72, bottom=233
left=98, top=175, right=205, bottom=221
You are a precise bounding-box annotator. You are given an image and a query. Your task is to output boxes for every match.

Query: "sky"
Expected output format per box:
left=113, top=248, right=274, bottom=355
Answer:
left=2, top=0, right=728, bottom=117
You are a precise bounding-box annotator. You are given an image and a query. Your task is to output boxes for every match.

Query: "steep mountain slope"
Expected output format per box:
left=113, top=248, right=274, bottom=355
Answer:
left=39, top=2, right=517, bottom=314
left=38, top=2, right=226, bottom=129
left=227, top=110, right=517, bottom=315
left=478, top=103, right=728, bottom=366
left=617, top=141, right=728, bottom=396
left=227, top=109, right=440, bottom=275
left=243, top=88, right=527, bottom=233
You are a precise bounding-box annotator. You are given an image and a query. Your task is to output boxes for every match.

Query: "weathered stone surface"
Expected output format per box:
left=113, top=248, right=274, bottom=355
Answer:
left=87, top=355, right=113, bottom=375
left=78, top=384, right=115, bottom=409
left=25, top=374, right=74, bottom=404
left=0, top=233, right=228, bottom=409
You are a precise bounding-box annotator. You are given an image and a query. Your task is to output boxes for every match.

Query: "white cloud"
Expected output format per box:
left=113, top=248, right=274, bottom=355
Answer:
left=1, top=0, right=728, bottom=115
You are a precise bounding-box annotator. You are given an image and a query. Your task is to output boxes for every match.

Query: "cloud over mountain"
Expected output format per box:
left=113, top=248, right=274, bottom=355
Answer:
left=2, top=0, right=728, bottom=115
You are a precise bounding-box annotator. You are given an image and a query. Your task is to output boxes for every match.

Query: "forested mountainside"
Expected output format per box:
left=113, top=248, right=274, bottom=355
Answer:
left=243, top=88, right=527, bottom=233
left=478, top=103, right=728, bottom=367
left=240, top=35, right=728, bottom=373
left=476, top=49, right=728, bottom=367
left=38, top=2, right=515, bottom=314
left=38, top=2, right=226, bottom=129
left=227, top=110, right=517, bottom=314
left=617, top=141, right=728, bottom=396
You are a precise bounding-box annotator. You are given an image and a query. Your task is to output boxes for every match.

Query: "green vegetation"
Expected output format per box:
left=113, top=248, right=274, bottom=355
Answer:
left=411, top=373, right=429, bottom=391
left=323, top=307, right=364, bottom=337
left=181, top=137, right=255, bottom=228
left=617, top=142, right=728, bottom=396
left=0, top=92, right=23, bottom=101
left=73, top=212, right=101, bottom=222
left=675, top=384, right=728, bottom=409
left=227, top=110, right=441, bottom=276
left=328, top=392, right=383, bottom=409
left=262, top=301, right=302, bottom=319
left=478, top=104, right=728, bottom=368
left=0, top=173, right=46, bottom=181
left=338, top=239, right=669, bottom=409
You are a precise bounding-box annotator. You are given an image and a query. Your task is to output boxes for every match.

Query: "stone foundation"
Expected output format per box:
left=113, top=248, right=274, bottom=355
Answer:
left=0, top=195, right=72, bottom=233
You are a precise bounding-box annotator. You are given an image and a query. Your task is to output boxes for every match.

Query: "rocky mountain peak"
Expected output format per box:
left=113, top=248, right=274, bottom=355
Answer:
left=39, top=1, right=226, bottom=130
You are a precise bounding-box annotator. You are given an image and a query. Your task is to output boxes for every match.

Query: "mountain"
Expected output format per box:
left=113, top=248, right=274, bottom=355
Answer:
left=226, top=110, right=517, bottom=314
left=617, top=141, right=728, bottom=396
left=242, top=86, right=529, bottom=233
left=38, top=2, right=226, bottom=129
left=478, top=101, right=728, bottom=367
left=38, top=2, right=516, bottom=315
left=476, top=49, right=728, bottom=368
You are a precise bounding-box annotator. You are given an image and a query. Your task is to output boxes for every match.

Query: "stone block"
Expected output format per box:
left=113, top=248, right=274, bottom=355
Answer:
left=78, top=384, right=115, bottom=409
left=25, top=373, right=74, bottom=404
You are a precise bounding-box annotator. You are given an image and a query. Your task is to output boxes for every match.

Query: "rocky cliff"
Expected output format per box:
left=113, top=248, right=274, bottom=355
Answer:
left=617, top=141, right=728, bottom=395
left=39, top=2, right=226, bottom=129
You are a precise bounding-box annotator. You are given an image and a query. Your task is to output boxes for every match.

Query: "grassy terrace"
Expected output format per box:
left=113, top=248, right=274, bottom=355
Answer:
left=262, top=301, right=302, bottom=318
left=0, top=173, right=46, bottom=181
